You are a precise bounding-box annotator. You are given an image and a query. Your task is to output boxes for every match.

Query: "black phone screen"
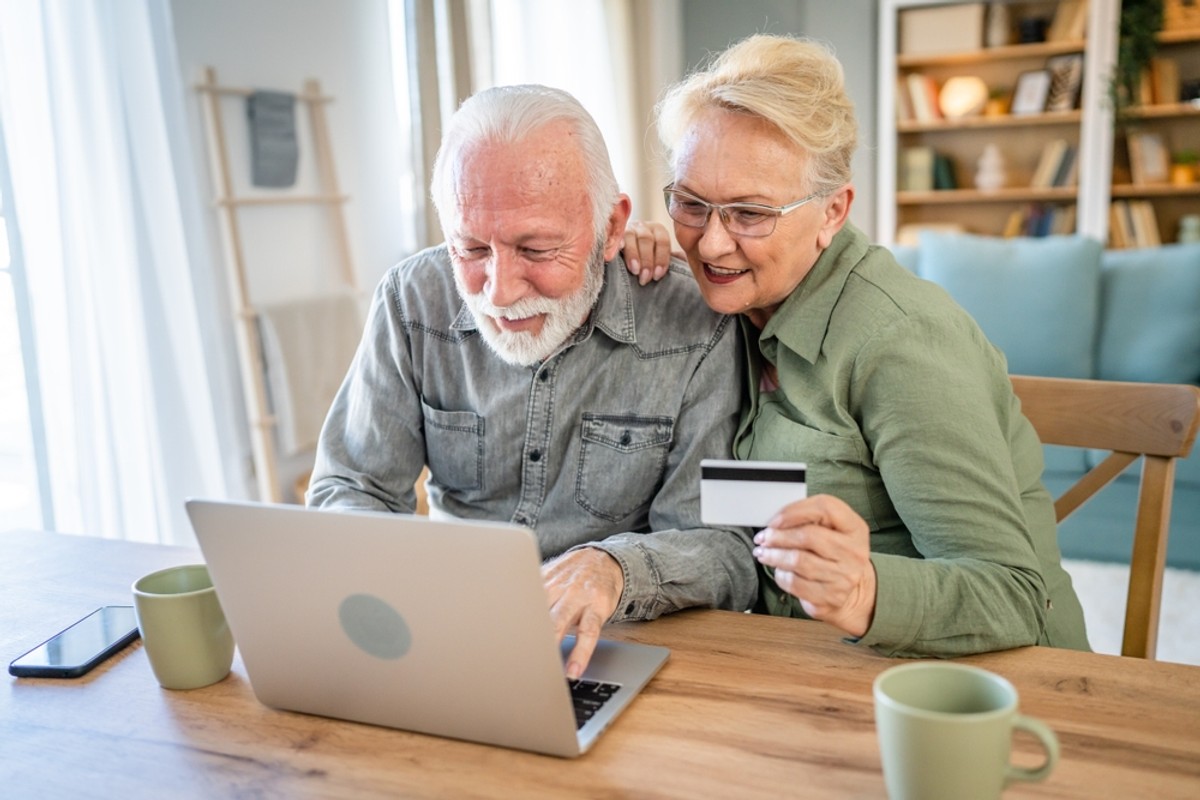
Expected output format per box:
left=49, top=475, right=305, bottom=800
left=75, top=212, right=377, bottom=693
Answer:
left=8, top=605, right=141, bottom=678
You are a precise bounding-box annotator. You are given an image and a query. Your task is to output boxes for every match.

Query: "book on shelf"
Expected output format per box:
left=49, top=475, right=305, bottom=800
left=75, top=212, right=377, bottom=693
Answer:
left=1047, top=0, right=1089, bottom=42
left=1003, top=204, right=1076, bottom=238
left=905, top=73, right=943, bottom=123
left=1151, top=58, right=1181, bottom=105
left=1054, top=204, right=1077, bottom=236
left=899, top=3, right=985, bottom=56
left=1003, top=207, right=1025, bottom=238
left=1031, top=139, right=1070, bottom=188
left=1032, top=205, right=1054, bottom=238
left=1052, top=145, right=1079, bottom=187
left=900, top=146, right=935, bottom=192
left=1130, top=200, right=1162, bottom=247
left=1109, top=200, right=1162, bottom=249
left=1109, top=202, right=1130, bottom=248
left=933, top=153, right=958, bottom=190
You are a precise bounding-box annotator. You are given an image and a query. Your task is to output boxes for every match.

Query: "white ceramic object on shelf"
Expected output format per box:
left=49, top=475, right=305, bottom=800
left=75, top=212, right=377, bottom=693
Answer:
left=1179, top=214, right=1200, bottom=244
left=986, top=2, right=1011, bottom=48
left=975, top=144, right=1007, bottom=190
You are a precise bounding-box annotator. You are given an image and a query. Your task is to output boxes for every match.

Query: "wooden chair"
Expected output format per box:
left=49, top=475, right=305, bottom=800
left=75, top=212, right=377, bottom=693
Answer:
left=1011, top=375, right=1200, bottom=659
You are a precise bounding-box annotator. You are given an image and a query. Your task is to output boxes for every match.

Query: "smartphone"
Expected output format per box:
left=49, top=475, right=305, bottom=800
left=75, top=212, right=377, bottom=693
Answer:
left=8, top=605, right=141, bottom=679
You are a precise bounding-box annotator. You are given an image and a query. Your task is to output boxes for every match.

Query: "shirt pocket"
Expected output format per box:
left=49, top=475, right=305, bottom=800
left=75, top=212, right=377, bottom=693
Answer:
left=749, top=414, right=879, bottom=529
left=421, top=400, right=484, bottom=491
left=575, top=414, right=674, bottom=522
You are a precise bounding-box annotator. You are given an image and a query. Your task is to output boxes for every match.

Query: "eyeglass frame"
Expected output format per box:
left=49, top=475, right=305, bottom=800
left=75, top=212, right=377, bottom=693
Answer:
left=662, top=183, right=826, bottom=238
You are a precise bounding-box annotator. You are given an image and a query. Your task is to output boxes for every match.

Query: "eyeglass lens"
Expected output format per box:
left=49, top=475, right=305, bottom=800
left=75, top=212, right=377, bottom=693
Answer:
left=664, top=190, right=779, bottom=237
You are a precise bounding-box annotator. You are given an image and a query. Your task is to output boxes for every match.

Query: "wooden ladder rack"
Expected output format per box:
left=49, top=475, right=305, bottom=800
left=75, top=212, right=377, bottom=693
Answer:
left=196, top=67, right=358, bottom=502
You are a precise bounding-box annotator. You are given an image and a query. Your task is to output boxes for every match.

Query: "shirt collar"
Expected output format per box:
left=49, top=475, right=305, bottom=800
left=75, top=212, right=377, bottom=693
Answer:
left=758, top=224, right=868, bottom=364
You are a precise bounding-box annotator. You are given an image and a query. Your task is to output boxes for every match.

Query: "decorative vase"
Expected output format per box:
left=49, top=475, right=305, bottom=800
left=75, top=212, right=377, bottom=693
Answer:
left=986, top=3, right=1011, bottom=48
left=975, top=144, right=1007, bottom=191
left=1170, top=163, right=1196, bottom=186
left=1180, top=214, right=1200, bottom=245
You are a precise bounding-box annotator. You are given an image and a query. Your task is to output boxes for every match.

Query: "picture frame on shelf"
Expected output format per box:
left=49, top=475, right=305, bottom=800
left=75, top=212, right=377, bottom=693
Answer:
left=1011, top=69, right=1052, bottom=115
left=1128, top=131, right=1171, bottom=185
left=1045, top=54, right=1085, bottom=112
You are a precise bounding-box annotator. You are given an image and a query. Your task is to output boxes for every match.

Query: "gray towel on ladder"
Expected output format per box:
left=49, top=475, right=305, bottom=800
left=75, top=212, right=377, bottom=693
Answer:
left=247, top=90, right=299, bottom=188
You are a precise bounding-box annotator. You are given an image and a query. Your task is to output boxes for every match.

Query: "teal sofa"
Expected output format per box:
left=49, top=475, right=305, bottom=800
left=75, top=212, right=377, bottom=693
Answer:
left=890, top=234, right=1200, bottom=570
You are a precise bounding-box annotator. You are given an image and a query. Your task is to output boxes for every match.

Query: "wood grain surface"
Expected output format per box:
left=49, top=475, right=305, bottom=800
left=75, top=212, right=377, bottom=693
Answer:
left=2, top=530, right=1198, bottom=798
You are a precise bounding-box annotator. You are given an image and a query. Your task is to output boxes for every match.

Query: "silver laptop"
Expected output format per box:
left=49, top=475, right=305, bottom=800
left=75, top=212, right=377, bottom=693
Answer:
left=185, top=499, right=668, bottom=757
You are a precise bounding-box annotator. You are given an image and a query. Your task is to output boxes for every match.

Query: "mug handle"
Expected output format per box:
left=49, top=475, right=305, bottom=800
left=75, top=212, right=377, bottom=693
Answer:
left=1006, top=713, right=1060, bottom=785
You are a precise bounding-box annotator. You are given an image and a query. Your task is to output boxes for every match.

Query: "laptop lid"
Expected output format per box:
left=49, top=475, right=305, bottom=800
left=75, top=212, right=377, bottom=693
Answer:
left=185, top=499, right=668, bottom=757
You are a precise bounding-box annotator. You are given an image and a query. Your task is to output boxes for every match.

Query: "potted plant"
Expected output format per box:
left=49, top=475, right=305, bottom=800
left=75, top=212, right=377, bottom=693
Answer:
left=1171, top=149, right=1199, bottom=185
left=985, top=86, right=1010, bottom=117
left=1111, top=0, right=1166, bottom=123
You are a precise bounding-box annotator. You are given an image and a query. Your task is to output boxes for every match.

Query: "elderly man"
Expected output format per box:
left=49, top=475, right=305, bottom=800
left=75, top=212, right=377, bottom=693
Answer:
left=308, top=85, right=754, bottom=677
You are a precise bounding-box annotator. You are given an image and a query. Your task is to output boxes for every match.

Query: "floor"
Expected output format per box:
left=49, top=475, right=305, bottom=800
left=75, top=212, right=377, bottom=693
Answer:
left=1064, top=559, right=1200, bottom=665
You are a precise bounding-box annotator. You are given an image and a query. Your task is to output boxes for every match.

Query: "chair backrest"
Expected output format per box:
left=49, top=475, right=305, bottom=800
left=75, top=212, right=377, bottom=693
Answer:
left=1011, top=375, right=1200, bottom=660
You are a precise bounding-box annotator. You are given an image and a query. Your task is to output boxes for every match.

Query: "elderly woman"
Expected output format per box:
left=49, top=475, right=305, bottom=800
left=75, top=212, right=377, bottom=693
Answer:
left=643, top=35, right=1089, bottom=658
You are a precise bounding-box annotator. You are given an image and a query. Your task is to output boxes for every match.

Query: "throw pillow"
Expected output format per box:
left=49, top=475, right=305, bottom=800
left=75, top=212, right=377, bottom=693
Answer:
left=919, top=232, right=1103, bottom=379
left=1096, top=243, right=1200, bottom=385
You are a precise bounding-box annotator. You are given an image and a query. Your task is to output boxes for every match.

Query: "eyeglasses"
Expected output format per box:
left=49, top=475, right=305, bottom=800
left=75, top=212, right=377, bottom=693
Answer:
left=662, top=183, right=825, bottom=238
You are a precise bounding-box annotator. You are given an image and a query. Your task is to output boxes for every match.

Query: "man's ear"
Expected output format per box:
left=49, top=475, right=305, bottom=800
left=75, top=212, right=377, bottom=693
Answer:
left=816, top=184, right=854, bottom=250
left=602, top=194, right=634, bottom=261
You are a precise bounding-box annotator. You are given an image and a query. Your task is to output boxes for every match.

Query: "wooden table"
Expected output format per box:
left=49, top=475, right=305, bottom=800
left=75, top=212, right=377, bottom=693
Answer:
left=2, top=530, right=1198, bottom=798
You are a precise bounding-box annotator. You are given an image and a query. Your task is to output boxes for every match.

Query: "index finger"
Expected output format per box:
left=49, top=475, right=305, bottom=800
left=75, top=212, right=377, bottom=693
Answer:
left=768, top=494, right=859, bottom=533
left=564, top=609, right=605, bottom=680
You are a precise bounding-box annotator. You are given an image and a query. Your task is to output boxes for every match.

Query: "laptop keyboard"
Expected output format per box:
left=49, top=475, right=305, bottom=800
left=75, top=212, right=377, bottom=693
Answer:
left=568, top=678, right=621, bottom=729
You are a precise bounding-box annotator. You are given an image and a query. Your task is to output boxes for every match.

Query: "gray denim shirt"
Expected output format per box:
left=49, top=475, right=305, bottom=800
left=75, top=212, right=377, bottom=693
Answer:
left=308, top=245, right=756, bottom=622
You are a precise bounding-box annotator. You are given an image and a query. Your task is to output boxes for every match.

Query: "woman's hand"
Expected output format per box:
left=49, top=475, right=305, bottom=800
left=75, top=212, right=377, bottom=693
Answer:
left=753, top=494, right=877, bottom=637
left=622, top=220, right=675, bottom=285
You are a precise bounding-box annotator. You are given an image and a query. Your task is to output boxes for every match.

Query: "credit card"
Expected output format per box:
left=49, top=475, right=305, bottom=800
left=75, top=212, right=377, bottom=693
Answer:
left=700, top=459, right=807, bottom=527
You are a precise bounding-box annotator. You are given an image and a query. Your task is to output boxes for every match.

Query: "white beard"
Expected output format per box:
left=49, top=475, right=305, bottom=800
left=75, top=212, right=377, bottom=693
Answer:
left=455, top=244, right=606, bottom=366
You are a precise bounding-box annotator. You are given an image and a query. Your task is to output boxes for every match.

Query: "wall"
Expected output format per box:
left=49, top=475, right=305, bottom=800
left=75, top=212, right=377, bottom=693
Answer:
left=170, top=0, right=411, bottom=298
left=169, top=0, right=412, bottom=499
left=679, top=0, right=879, bottom=239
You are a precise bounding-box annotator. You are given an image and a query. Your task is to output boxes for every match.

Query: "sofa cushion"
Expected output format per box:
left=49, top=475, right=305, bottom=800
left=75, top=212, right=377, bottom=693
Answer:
left=919, top=233, right=1102, bottom=378
left=1096, top=243, right=1200, bottom=385
left=1177, top=450, right=1200, bottom=489
left=888, top=244, right=921, bottom=274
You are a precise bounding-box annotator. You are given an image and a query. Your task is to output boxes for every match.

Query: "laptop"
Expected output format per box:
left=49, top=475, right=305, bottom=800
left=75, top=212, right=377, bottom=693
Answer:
left=185, top=499, right=669, bottom=757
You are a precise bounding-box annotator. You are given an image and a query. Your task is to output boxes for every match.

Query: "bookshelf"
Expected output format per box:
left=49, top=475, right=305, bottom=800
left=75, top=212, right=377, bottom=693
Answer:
left=1110, top=26, right=1200, bottom=246
left=878, top=0, right=1119, bottom=244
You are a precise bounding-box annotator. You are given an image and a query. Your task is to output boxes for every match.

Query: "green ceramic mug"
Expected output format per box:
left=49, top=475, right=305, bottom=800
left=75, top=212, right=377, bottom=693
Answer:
left=132, top=564, right=234, bottom=690
left=874, top=662, right=1058, bottom=800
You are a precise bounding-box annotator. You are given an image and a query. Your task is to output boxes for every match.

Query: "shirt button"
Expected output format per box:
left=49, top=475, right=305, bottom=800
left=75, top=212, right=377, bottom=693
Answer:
left=529, top=450, right=542, bottom=462
left=619, top=431, right=632, bottom=446
left=538, top=371, right=549, bottom=382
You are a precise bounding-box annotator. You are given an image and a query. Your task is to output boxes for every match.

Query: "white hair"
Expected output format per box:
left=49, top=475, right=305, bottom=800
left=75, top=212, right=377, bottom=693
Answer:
left=430, top=84, right=619, bottom=244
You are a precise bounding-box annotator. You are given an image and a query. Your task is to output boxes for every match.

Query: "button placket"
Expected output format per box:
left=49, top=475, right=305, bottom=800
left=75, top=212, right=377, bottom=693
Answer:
left=513, top=363, right=554, bottom=528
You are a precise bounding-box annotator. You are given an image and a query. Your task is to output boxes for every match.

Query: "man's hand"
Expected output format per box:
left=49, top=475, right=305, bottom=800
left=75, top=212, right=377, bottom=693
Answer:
left=622, top=220, right=675, bottom=285
left=541, top=548, right=625, bottom=680
left=752, top=494, right=877, bottom=638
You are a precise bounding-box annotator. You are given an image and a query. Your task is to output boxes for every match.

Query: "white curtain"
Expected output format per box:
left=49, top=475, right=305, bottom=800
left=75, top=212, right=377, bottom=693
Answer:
left=485, top=0, right=682, bottom=225
left=0, top=0, right=234, bottom=544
